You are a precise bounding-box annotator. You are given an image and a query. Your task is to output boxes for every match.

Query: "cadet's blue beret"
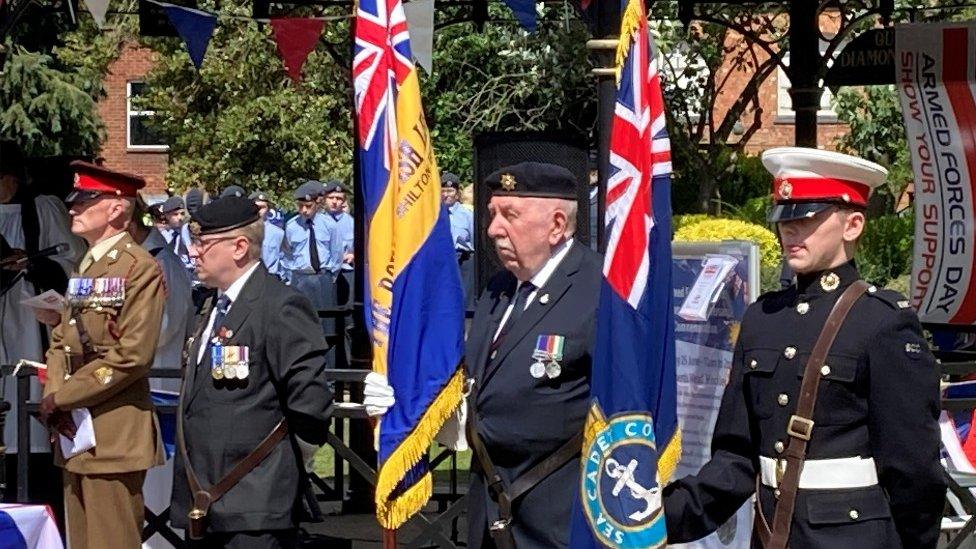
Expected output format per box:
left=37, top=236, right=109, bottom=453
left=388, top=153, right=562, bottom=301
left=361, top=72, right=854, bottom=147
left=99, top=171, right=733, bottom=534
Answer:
left=484, top=162, right=577, bottom=200
left=323, top=180, right=345, bottom=195
left=162, top=196, right=184, bottom=213
left=190, top=196, right=260, bottom=236
left=441, top=172, right=460, bottom=190
left=294, top=180, right=323, bottom=201
left=220, top=185, right=247, bottom=199
left=249, top=190, right=272, bottom=204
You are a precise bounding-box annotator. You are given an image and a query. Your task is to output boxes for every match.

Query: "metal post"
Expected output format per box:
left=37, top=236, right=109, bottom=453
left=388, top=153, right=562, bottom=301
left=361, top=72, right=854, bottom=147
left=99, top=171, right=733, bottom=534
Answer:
left=16, top=372, right=29, bottom=502
left=346, top=10, right=378, bottom=514
left=788, top=0, right=822, bottom=147
left=586, top=0, right=621, bottom=252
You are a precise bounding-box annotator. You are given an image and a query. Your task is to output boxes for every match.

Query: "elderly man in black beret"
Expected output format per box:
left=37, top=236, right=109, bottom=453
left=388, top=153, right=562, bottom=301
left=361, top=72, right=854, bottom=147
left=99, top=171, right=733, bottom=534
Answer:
left=171, top=196, right=335, bottom=548
left=461, top=161, right=601, bottom=549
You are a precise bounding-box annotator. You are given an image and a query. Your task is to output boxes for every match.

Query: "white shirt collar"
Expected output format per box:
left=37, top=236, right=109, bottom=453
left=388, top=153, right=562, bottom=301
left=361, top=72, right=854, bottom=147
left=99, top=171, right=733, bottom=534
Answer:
left=221, top=261, right=260, bottom=303
left=525, top=238, right=574, bottom=290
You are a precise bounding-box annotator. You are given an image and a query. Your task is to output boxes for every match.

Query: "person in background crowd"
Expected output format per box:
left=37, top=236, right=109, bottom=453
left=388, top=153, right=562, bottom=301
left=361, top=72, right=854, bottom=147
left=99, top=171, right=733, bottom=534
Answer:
left=441, top=172, right=475, bottom=309
left=250, top=190, right=286, bottom=280
left=283, top=181, right=336, bottom=363
left=220, top=185, right=246, bottom=199
left=185, top=188, right=206, bottom=218
left=0, top=140, right=84, bottom=522
left=127, top=197, right=193, bottom=548
left=43, top=161, right=165, bottom=548
left=320, top=181, right=354, bottom=368
left=171, top=196, right=334, bottom=548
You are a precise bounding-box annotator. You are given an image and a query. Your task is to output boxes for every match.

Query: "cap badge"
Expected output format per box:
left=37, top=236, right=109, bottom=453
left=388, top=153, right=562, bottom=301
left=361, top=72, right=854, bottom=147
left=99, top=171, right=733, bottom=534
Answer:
left=501, top=174, right=517, bottom=191
left=820, top=272, right=840, bottom=292
left=779, top=179, right=793, bottom=200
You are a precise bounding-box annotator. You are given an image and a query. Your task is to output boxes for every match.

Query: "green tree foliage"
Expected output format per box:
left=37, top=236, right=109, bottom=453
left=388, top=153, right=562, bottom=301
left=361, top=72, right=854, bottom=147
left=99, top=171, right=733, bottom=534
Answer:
left=422, top=5, right=595, bottom=179
left=833, top=85, right=912, bottom=203
left=0, top=17, right=121, bottom=157
left=134, top=1, right=353, bottom=200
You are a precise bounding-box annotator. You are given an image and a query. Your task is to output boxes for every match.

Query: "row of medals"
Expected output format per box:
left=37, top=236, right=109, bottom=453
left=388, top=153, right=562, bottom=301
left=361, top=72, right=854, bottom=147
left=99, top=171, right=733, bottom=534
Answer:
left=67, top=277, right=125, bottom=307
left=530, top=351, right=561, bottom=379
left=211, top=343, right=250, bottom=380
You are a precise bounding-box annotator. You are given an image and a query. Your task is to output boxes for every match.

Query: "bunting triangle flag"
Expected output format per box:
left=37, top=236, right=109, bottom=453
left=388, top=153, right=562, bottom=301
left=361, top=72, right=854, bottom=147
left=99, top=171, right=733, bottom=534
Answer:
left=269, top=18, right=325, bottom=82
left=85, top=0, right=110, bottom=28
left=404, top=0, right=434, bottom=73
left=163, top=4, right=218, bottom=70
left=502, top=0, right=536, bottom=32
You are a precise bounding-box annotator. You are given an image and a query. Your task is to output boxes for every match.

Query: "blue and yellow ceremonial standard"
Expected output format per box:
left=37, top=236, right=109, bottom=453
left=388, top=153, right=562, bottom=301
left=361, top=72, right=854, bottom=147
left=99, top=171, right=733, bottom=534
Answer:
left=354, top=0, right=466, bottom=529
left=569, top=0, right=680, bottom=546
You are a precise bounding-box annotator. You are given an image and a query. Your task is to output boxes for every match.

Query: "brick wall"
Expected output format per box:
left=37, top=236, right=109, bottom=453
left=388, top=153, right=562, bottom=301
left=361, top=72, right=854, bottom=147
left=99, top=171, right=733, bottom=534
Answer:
left=96, top=42, right=169, bottom=193
left=709, top=15, right=850, bottom=155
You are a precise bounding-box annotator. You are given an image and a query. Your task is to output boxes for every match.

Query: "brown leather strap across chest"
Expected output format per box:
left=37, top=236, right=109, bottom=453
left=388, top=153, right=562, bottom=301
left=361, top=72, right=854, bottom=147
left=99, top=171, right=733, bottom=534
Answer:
left=755, top=280, right=870, bottom=549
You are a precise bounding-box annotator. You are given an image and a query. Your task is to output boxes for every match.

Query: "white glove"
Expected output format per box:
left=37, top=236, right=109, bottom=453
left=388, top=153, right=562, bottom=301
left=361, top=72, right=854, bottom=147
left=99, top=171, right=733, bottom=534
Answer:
left=363, top=372, right=396, bottom=417
left=296, top=436, right=320, bottom=473
left=434, top=394, right=468, bottom=452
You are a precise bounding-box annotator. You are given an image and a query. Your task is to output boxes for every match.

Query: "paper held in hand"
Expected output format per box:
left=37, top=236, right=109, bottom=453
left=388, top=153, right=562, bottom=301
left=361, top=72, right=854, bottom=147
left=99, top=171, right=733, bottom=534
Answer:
left=19, top=290, right=65, bottom=311
left=678, top=254, right=740, bottom=322
left=60, top=408, right=96, bottom=459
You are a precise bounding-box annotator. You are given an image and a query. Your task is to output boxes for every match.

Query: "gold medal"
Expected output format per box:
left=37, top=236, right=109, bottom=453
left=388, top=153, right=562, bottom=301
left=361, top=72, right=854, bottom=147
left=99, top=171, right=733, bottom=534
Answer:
left=212, top=366, right=224, bottom=380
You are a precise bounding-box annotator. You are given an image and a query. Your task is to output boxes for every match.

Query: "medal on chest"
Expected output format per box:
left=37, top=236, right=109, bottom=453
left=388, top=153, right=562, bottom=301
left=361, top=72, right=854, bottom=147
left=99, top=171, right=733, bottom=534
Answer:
left=67, top=277, right=125, bottom=307
left=530, top=334, right=565, bottom=379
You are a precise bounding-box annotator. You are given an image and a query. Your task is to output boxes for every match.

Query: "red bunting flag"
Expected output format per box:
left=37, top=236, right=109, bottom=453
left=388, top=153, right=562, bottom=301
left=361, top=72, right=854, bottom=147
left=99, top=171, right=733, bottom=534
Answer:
left=270, top=18, right=325, bottom=82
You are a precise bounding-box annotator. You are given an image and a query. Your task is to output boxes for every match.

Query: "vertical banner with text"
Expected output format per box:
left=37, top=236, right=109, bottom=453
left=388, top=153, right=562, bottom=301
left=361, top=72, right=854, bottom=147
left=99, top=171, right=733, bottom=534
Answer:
left=898, top=22, right=976, bottom=324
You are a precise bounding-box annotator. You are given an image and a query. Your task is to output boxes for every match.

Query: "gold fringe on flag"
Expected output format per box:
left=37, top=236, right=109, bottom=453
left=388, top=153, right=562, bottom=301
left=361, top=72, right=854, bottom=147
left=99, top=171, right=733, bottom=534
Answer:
left=374, top=367, right=466, bottom=528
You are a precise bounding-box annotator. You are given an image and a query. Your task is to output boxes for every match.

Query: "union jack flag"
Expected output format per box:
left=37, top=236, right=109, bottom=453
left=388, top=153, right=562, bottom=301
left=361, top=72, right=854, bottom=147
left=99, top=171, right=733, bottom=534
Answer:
left=570, top=0, right=678, bottom=545
left=353, top=0, right=412, bottom=152
left=603, top=13, right=672, bottom=308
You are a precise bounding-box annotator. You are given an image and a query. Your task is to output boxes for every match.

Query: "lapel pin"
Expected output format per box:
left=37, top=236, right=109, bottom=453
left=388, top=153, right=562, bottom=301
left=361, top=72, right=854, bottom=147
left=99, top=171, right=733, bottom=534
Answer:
left=539, top=294, right=550, bottom=305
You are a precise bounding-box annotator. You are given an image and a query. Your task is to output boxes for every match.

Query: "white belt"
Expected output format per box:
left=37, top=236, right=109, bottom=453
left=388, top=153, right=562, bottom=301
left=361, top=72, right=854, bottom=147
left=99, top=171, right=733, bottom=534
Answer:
left=759, top=456, right=878, bottom=490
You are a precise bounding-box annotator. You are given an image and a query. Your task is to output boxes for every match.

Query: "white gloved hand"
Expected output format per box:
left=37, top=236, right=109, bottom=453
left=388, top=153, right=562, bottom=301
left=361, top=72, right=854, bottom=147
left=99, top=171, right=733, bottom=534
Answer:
left=296, top=436, right=320, bottom=473
left=434, top=394, right=468, bottom=452
left=363, top=372, right=396, bottom=417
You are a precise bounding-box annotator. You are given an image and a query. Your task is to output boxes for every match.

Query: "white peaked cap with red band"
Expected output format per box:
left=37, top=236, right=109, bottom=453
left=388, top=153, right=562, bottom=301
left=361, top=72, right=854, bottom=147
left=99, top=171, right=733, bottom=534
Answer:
left=761, top=147, right=888, bottom=222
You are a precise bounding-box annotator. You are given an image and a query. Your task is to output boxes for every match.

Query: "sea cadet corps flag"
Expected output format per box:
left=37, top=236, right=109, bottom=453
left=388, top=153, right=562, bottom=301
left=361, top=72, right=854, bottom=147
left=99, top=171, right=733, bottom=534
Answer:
left=569, top=0, right=679, bottom=547
left=898, top=22, right=976, bottom=324
left=354, top=0, right=466, bottom=528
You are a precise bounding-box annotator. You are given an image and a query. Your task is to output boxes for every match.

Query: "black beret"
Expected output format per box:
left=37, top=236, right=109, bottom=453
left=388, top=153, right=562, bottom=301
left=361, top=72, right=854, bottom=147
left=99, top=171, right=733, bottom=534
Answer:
left=185, top=188, right=205, bottom=214
left=148, top=202, right=165, bottom=219
left=441, top=172, right=460, bottom=190
left=161, top=196, right=184, bottom=213
left=484, top=162, right=577, bottom=200
left=249, top=190, right=272, bottom=203
left=190, top=196, right=260, bottom=236
left=322, top=180, right=345, bottom=195
left=293, top=180, right=323, bottom=201
left=220, top=185, right=246, bottom=199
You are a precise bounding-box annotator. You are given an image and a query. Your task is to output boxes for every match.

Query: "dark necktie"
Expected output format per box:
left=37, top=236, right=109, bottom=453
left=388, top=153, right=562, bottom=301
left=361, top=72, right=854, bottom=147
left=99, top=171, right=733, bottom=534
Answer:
left=201, top=295, right=232, bottom=364
left=491, top=281, right=535, bottom=351
left=307, top=219, right=321, bottom=273
left=169, top=230, right=181, bottom=254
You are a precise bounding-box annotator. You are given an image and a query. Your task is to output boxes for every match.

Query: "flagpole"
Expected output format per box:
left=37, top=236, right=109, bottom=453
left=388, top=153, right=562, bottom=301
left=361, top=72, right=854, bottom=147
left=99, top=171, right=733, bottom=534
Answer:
left=383, top=528, right=397, bottom=548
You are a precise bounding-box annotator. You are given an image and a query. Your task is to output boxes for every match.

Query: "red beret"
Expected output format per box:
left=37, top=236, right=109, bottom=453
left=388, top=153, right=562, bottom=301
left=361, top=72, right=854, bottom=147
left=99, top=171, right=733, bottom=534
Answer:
left=67, top=161, right=145, bottom=203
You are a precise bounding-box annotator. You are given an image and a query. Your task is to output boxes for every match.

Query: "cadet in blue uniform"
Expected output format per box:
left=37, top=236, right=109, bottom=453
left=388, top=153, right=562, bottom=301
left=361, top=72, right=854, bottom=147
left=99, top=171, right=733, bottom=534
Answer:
left=442, top=172, right=475, bottom=308
left=663, top=148, right=946, bottom=549
left=283, top=181, right=335, bottom=340
left=250, top=190, right=286, bottom=279
left=160, top=196, right=195, bottom=276
left=464, top=162, right=601, bottom=549
left=320, top=181, right=354, bottom=303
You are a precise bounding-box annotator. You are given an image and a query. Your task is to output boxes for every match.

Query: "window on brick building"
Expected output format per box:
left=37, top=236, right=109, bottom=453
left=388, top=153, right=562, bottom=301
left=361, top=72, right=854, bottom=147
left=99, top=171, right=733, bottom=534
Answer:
left=776, top=45, right=839, bottom=122
left=127, top=82, right=167, bottom=150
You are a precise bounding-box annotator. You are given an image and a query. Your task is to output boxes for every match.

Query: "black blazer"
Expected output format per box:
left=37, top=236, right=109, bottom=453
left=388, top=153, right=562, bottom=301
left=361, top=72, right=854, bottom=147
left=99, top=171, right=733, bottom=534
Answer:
left=466, top=242, right=602, bottom=549
left=171, top=265, right=333, bottom=532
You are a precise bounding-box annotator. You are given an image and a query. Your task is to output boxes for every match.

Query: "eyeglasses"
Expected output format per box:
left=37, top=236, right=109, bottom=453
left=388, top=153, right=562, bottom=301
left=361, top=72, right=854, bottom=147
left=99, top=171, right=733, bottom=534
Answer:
left=189, top=235, right=236, bottom=251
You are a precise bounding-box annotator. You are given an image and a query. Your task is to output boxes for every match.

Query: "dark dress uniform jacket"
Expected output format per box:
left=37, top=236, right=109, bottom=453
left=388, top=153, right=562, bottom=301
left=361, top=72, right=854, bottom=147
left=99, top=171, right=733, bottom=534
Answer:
left=466, top=243, right=602, bottom=549
left=663, top=261, right=946, bottom=549
left=171, top=265, right=334, bottom=532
